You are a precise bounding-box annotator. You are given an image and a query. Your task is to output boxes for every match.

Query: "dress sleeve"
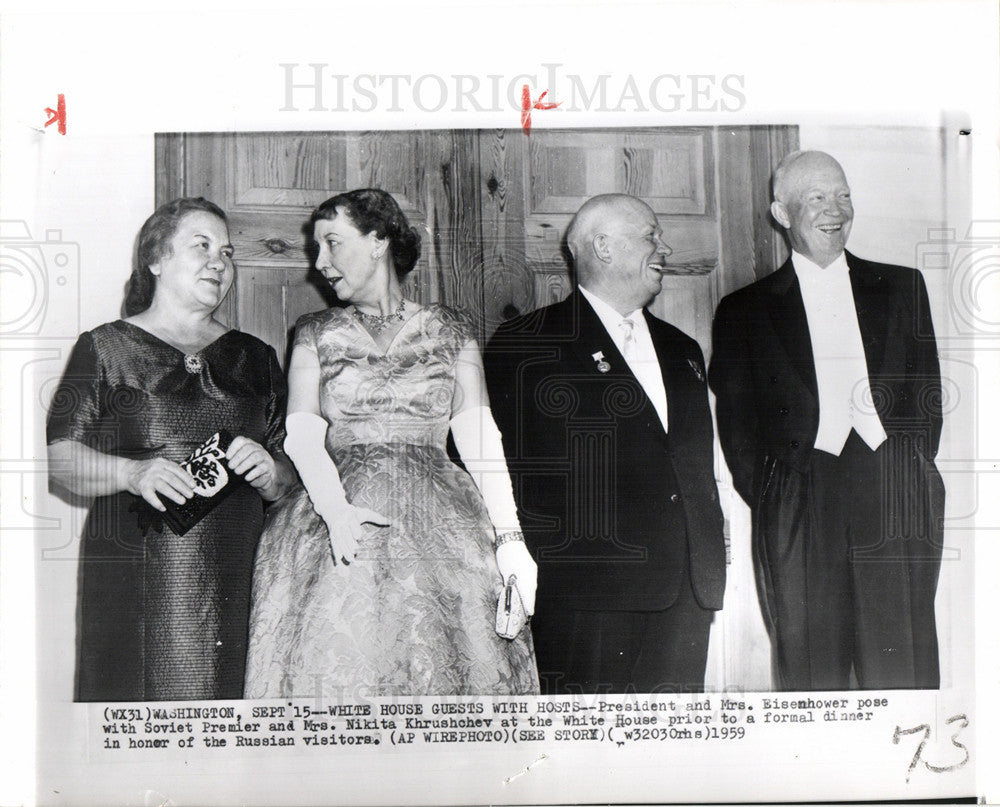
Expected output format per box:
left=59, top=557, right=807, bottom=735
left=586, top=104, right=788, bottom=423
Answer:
left=263, top=346, right=288, bottom=458
left=434, top=304, right=477, bottom=359
left=291, top=313, right=319, bottom=353
left=46, top=331, right=106, bottom=447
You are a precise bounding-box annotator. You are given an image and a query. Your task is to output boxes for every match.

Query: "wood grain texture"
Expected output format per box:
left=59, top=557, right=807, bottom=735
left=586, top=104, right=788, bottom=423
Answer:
left=716, top=127, right=760, bottom=300
left=753, top=126, right=798, bottom=278
left=233, top=265, right=333, bottom=368
left=647, top=274, right=715, bottom=357
left=526, top=129, right=713, bottom=216
left=154, top=134, right=186, bottom=208
left=232, top=133, right=346, bottom=208
left=478, top=130, right=535, bottom=337
left=156, top=127, right=802, bottom=690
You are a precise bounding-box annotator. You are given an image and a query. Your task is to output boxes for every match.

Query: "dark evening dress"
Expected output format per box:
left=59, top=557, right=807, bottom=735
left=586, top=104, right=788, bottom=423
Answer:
left=244, top=305, right=538, bottom=697
left=46, top=320, right=287, bottom=702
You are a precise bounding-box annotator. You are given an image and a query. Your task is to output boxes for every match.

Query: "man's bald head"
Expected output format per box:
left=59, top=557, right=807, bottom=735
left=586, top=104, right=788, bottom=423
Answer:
left=771, top=150, right=854, bottom=268
left=566, top=194, right=671, bottom=315
left=772, top=150, right=849, bottom=205
left=567, top=194, right=641, bottom=249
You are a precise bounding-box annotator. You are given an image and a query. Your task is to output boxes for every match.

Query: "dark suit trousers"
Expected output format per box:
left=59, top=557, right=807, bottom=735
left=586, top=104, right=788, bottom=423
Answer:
left=531, top=549, right=713, bottom=695
left=756, top=431, right=943, bottom=690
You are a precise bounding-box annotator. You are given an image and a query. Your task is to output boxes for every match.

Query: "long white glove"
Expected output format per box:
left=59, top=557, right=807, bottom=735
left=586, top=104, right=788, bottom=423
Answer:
left=450, top=405, right=536, bottom=614
left=284, top=411, right=389, bottom=566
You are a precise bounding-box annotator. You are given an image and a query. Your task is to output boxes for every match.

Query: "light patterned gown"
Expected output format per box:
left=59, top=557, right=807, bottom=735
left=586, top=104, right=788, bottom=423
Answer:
left=244, top=304, right=538, bottom=697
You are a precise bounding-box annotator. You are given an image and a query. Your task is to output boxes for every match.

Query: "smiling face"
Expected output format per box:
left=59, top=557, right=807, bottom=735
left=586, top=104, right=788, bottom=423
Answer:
left=772, top=153, right=854, bottom=268
left=313, top=209, right=385, bottom=304
left=605, top=198, right=673, bottom=310
left=149, top=210, right=234, bottom=313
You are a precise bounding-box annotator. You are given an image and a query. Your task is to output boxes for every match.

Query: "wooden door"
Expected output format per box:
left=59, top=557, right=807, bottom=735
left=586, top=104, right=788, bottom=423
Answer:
left=475, top=126, right=796, bottom=690
left=156, top=130, right=484, bottom=364
left=477, top=127, right=795, bottom=350
left=156, top=126, right=796, bottom=691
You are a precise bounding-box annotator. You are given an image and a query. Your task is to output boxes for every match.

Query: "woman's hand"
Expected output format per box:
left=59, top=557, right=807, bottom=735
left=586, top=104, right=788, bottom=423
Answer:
left=321, top=505, right=391, bottom=567
left=496, top=540, right=537, bottom=615
left=283, top=405, right=390, bottom=568
left=226, top=436, right=298, bottom=502
left=227, top=436, right=278, bottom=491
left=119, top=457, right=196, bottom=512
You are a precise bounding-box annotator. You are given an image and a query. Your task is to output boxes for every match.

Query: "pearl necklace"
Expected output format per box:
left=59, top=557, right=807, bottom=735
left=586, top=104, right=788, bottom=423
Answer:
left=353, top=298, right=406, bottom=334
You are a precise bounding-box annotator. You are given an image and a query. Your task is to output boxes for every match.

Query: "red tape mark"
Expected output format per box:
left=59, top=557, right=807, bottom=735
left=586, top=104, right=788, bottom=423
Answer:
left=520, top=85, right=559, bottom=134
left=44, top=94, right=67, bottom=135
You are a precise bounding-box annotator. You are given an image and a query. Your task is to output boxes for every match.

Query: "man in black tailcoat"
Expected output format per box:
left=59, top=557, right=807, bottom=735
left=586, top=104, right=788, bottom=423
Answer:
left=709, top=150, right=944, bottom=690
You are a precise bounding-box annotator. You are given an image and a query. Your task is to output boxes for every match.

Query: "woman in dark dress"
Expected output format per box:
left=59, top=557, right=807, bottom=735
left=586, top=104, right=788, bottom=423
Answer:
left=47, top=197, right=296, bottom=701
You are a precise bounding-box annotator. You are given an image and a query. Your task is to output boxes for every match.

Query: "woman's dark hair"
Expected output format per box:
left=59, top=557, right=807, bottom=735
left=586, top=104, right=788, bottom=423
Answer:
left=124, top=197, right=229, bottom=316
left=311, top=188, right=421, bottom=278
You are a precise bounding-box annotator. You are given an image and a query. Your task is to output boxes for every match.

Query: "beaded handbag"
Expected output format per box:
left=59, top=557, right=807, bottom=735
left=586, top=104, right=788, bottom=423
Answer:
left=160, top=430, right=244, bottom=536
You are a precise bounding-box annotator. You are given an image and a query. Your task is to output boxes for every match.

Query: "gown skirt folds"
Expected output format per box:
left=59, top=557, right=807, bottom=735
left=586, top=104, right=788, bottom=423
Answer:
left=46, top=321, right=288, bottom=701
left=245, top=305, right=538, bottom=697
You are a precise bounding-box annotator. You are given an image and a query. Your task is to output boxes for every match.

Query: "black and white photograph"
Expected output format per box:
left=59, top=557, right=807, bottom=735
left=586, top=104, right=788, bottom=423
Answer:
left=1, top=2, right=997, bottom=804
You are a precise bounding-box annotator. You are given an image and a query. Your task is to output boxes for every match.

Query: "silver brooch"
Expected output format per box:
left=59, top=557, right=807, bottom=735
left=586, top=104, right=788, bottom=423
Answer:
left=592, top=350, right=610, bottom=373
left=184, top=354, right=204, bottom=374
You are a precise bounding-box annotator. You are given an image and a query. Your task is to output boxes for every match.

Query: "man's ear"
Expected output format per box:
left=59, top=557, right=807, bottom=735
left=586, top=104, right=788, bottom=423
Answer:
left=592, top=233, right=614, bottom=264
left=770, top=201, right=790, bottom=230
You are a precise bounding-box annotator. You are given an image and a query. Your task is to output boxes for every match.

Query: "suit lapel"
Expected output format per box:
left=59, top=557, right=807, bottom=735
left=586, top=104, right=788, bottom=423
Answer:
left=570, top=290, right=627, bottom=372
left=766, top=260, right=818, bottom=398
left=644, top=310, right=694, bottom=438
left=570, top=291, right=669, bottom=437
left=764, top=253, right=890, bottom=398
left=847, top=251, right=892, bottom=380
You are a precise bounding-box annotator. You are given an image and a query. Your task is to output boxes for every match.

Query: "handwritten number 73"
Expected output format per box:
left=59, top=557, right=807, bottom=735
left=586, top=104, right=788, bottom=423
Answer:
left=893, top=714, right=969, bottom=783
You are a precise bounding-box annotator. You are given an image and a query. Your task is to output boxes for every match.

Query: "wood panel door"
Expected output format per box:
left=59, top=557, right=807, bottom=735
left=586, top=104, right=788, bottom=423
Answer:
left=156, top=126, right=796, bottom=691
left=475, top=125, right=797, bottom=691
left=156, top=131, right=483, bottom=364
left=477, top=127, right=796, bottom=353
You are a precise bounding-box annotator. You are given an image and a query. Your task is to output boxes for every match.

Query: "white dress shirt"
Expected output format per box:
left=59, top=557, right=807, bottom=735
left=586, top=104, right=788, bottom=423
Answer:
left=792, top=251, right=887, bottom=455
left=579, top=286, right=669, bottom=433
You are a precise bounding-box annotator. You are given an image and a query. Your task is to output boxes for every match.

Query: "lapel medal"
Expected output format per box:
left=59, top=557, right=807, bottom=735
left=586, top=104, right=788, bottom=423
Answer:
left=592, top=350, right=611, bottom=373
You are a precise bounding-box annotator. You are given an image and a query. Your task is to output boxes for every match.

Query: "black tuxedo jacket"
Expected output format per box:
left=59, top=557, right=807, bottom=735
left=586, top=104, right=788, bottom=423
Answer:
left=709, top=252, right=943, bottom=506
left=484, top=291, right=726, bottom=612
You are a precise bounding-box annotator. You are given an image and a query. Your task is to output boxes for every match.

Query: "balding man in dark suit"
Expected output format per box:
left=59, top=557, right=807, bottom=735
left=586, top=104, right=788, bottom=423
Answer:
left=485, top=194, right=726, bottom=695
left=710, top=151, right=944, bottom=690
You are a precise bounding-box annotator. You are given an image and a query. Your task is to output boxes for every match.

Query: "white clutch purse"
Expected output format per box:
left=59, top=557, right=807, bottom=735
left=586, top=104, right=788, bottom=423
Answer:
left=495, top=575, right=529, bottom=639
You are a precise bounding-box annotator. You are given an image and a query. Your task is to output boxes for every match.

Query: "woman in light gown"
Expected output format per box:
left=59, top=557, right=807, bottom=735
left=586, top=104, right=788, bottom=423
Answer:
left=245, top=188, right=539, bottom=697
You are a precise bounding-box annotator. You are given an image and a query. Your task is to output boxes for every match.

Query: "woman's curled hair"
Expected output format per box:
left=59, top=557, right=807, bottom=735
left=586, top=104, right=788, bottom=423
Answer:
left=311, top=188, right=421, bottom=278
